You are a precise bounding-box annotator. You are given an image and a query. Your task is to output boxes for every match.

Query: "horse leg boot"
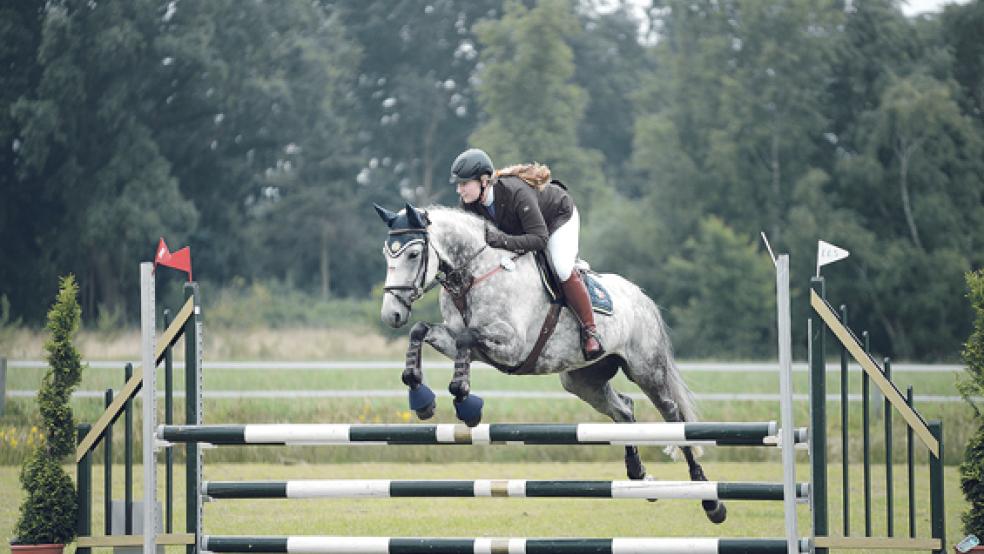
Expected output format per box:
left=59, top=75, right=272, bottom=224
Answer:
left=403, top=322, right=436, bottom=419
left=683, top=446, right=727, bottom=524
left=560, top=271, right=604, bottom=361
left=450, top=329, right=484, bottom=427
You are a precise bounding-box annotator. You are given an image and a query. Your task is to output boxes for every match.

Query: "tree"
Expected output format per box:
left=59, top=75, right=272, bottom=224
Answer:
left=12, top=1, right=197, bottom=320
left=663, top=216, right=775, bottom=358
left=0, top=1, right=54, bottom=322
left=13, top=276, right=84, bottom=545
left=959, top=269, right=984, bottom=534
left=571, top=3, right=651, bottom=188
left=471, top=0, right=606, bottom=216
left=334, top=0, right=501, bottom=206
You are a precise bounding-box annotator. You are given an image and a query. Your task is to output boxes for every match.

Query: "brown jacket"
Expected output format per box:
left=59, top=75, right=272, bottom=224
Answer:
left=462, top=175, right=574, bottom=252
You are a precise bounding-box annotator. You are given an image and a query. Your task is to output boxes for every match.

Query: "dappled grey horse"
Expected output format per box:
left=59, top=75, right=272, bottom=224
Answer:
left=375, top=203, right=726, bottom=524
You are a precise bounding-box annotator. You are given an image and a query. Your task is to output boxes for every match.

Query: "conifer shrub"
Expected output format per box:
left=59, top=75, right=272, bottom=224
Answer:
left=13, top=276, right=84, bottom=545
left=959, top=269, right=984, bottom=535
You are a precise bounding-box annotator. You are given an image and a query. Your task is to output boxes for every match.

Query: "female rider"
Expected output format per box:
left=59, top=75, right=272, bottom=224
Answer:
left=449, top=147, right=603, bottom=360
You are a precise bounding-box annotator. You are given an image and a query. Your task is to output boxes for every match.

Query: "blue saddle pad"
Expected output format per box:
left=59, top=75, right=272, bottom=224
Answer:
left=535, top=256, right=613, bottom=316
left=584, top=272, right=614, bottom=316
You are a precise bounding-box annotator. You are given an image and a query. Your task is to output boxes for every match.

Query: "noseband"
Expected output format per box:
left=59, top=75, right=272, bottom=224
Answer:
left=382, top=229, right=434, bottom=311
left=382, top=227, right=502, bottom=316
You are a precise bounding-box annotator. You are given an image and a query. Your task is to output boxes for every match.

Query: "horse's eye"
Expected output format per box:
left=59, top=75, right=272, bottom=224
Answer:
left=408, top=251, right=420, bottom=259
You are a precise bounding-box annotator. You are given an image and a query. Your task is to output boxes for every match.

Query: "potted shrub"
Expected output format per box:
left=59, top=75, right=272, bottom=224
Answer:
left=960, top=269, right=984, bottom=547
left=11, top=276, right=85, bottom=553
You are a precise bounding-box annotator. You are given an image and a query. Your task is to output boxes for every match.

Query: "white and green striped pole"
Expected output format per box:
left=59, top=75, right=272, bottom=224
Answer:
left=202, top=536, right=810, bottom=553
left=202, top=479, right=810, bottom=501
left=158, top=421, right=786, bottom=446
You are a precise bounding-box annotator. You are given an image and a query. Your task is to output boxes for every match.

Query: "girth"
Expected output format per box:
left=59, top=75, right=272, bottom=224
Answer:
left=440, top=255, right=563, bottom=376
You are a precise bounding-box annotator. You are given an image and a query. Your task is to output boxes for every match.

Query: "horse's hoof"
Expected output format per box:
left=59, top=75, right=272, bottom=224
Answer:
left=703, top=501, right=727, bottom=524
left=408, top=383, right=436, bottom=415
left=642, top=475, right=658, bottom=503
left=454, top=394, right=483, bottom=427
left=415, top=401, right=436, bottom=420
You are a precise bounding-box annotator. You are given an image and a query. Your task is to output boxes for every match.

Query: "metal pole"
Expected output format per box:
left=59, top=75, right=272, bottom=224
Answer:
left=125, top=362, right=133, bottom=535
left=164, top=308, right=173, bottom=534
left=906, top=386, right=915, bottom=539
left=862, top=331, right=871, bottom=537
left=140, top=262, right=157, bottom=554
left=104, top=389, right=113, bottom=536
left=185, top=281, right=203, bottom=554
left=76, top=424, right=92, bottom=554
left=884, top=357, right=893, bottom=537
left=775, top=255, right=799, bottom=554
left=809, top=277, right=828, bottom=554
left=839, top=305, right=849, bottom=537
left=928, top=420, right=945, bottom=554
left=0, top=357, right=6, bottom=415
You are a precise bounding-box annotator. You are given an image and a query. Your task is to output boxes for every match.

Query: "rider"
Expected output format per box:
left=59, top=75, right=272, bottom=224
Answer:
left=450, top=147, right=604, bottom=360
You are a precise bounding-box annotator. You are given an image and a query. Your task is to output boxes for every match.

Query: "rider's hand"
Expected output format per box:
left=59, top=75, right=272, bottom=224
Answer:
left=485, top=225, right=509, bottom=249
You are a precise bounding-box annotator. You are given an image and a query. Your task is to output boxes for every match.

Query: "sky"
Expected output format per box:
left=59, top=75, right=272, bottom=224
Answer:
left=901, top=0, right=971, bottom=15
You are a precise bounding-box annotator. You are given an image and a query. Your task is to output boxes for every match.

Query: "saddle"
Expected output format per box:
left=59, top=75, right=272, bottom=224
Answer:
left=483, top=253, right=613, bottom=375
left=533, top=252, right=614, bottom=316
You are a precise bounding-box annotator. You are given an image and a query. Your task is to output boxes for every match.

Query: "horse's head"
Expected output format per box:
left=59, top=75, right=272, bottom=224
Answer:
left=375, top=202, right=439, bottom=328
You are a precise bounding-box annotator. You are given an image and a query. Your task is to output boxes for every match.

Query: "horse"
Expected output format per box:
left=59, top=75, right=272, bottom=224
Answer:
left=375, top=202, right=726, bottom=524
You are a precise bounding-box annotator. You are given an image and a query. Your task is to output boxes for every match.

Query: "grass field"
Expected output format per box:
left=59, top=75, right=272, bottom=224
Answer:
left=0, top=462, right=967, bottom=553
left=1, top=361, right=972, bottom=464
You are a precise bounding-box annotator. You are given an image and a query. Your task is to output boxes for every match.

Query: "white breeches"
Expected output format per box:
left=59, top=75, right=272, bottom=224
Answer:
left=547, top=207, right=580, bottom=282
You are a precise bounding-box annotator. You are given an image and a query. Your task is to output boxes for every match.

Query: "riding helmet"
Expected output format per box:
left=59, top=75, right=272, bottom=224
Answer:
left=449, top=148, right=494, bottom=184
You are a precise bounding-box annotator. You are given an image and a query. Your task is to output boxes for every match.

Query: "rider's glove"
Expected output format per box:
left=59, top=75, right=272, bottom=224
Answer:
left=485, top=225, right=509, bottom=249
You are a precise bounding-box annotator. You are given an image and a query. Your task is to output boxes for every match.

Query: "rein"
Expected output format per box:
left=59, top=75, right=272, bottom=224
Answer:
left=385, top=224, right=560, bottom=375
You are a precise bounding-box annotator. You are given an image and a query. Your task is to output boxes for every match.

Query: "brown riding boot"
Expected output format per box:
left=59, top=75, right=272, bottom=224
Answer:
left=561, top=271, right=604, bottom=360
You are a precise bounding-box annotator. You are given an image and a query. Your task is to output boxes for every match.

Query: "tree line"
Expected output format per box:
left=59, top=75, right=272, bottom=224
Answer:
left=1, top=0, right=982, bottom=360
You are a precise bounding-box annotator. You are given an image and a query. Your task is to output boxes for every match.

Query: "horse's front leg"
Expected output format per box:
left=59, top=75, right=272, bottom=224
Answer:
left=449, top=329, right=484, bottom=427
left=402, top=322, right=457, bottom=420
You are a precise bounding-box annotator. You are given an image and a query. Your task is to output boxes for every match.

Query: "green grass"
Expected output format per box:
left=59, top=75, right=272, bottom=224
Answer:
left=3, top=364, right=965, bottom=395
left=0, top=462, right=967, bottom=553
left=1, top=364, right=972, bottom=465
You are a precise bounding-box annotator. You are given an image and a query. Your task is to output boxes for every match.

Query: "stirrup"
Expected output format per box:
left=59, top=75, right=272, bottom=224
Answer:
left=582, top=328, right=605, bottom=361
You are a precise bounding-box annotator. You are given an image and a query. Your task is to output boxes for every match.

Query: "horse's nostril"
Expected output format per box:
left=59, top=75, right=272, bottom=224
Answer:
left=394, top=312, right=402, bottom=325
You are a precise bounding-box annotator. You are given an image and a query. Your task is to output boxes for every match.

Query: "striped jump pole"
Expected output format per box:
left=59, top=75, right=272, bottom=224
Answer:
left=202, top=479, right=810, bottom=501
left=202, top=536, right=810, bottom=554
left=159, top=422, right=788, bottom=446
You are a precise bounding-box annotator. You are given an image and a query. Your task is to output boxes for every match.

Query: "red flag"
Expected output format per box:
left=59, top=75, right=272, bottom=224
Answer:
left=154, top=237, right=193, bottom=281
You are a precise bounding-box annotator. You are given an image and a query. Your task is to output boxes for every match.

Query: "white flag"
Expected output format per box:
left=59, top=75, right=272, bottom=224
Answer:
left=816, top=240, right=849, bottom=276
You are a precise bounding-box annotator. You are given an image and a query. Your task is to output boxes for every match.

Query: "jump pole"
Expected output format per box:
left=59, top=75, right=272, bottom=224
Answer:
left=775, top=254, right=799, bottom=554
left=201, top=479, right=810, bottom=501
left=141, top=262, right=157, bottom=554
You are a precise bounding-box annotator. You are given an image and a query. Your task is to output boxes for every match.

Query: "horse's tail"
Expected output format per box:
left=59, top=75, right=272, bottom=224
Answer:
left=654, top=311, right=703, bottom=460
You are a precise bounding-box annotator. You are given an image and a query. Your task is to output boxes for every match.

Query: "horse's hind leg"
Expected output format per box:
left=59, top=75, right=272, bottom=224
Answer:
left=623, top=353, right=727, bottom=524
left=558, top=357, right=648, bottom=481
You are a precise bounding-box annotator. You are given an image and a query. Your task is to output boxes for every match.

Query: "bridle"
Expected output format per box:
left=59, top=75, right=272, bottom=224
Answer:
left=382, top=226, right=519, bottom=320
left=382, top=228, right=437, bottom=311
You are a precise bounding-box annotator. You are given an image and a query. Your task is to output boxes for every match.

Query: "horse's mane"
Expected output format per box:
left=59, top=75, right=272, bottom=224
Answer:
left=417, top=205, right=493, bottom=264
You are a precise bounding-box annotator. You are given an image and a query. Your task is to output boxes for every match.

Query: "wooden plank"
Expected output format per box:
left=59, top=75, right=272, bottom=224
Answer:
left=73, top=297, right=195, bottom=463
left=813, top=536, right=941, bottom=550
left=75, top=369, right=142, bottom=462
left=155, top=296, right=195, bottom=365
left=811, top=291, right=939, bottom=458
left=76, top=533, right=196, bottom=547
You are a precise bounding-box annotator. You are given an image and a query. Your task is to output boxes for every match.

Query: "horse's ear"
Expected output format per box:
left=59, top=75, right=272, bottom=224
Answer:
left=405, top=202, right=429, bottom=228
left=374, top=203, right=399, bottom=227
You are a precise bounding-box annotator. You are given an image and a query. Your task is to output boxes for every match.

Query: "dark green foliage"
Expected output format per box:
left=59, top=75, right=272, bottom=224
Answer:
left=960, top=270, right=984, bottom=535
left=13, top=275, right=84, bottom=545
left=1, top=0, right=983, bottom=361
left=13, top=449, right=78, bottom=545
left=959, top=271, right=984, bottom=414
